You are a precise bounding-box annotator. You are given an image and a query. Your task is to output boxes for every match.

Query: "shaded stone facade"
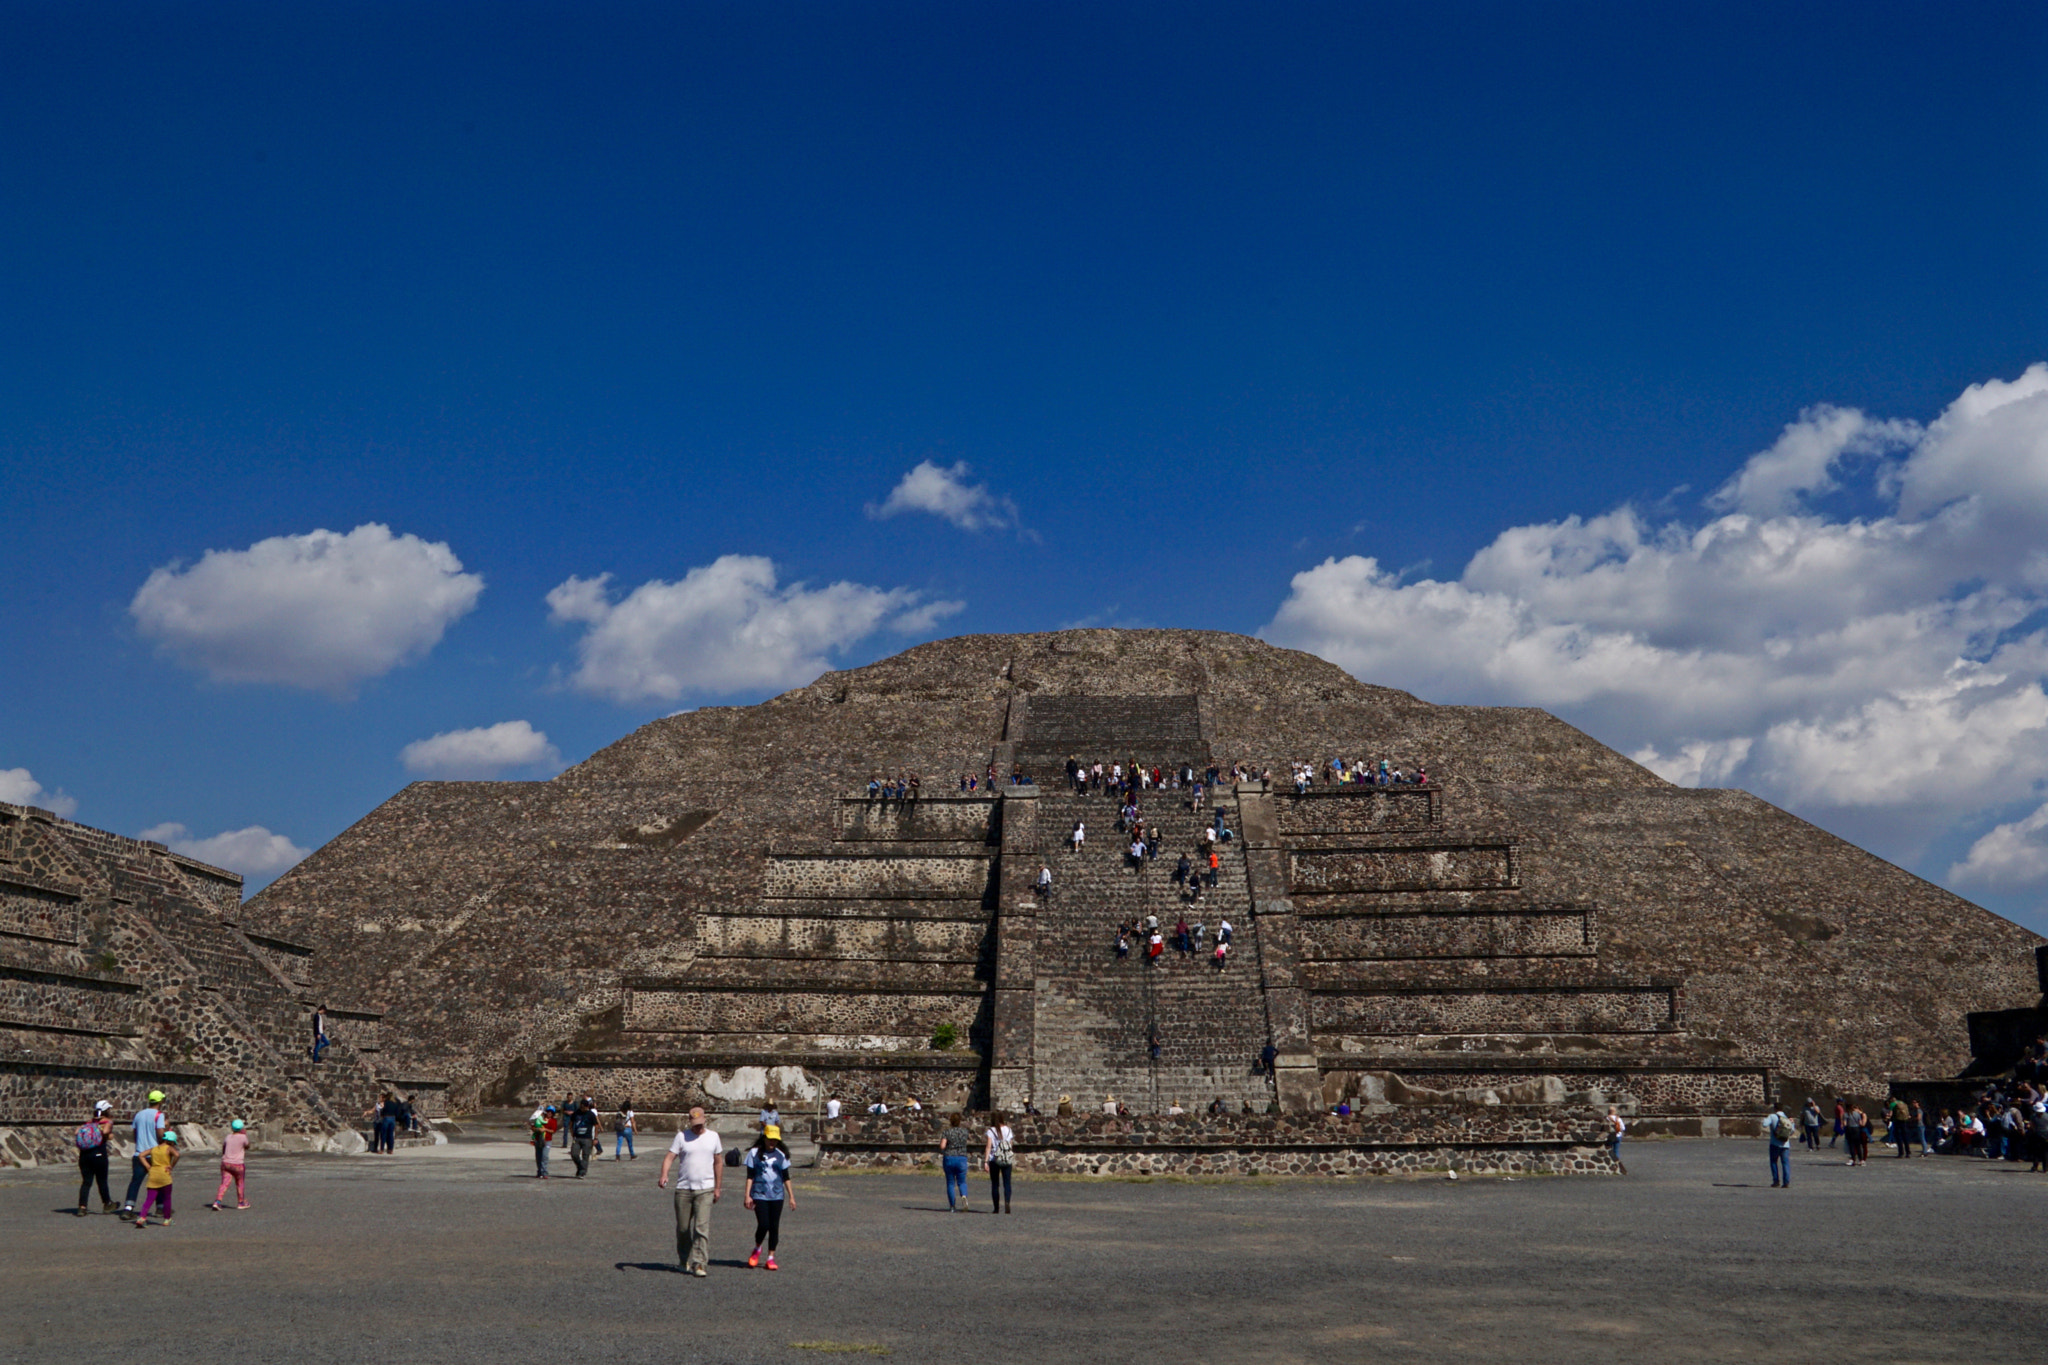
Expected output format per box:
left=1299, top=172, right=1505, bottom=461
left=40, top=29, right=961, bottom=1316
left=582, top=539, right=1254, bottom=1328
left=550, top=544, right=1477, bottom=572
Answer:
left=0, top=803, right=396, bottom=1163
left=243, top=630, right=2042, bottom=1153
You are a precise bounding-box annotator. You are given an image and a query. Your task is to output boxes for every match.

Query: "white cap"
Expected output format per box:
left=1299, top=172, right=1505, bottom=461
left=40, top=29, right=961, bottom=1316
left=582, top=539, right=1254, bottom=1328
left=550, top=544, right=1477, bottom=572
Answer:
left=94, top=1100, right=113, bottom=1113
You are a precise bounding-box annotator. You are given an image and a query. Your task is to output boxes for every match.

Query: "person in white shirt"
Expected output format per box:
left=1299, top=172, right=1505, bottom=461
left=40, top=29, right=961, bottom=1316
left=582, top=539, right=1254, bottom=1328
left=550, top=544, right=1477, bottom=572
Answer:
left=1036, top=866, right=1052, bottom=900
left=825, top=1097, right=841, bottom=1120
left=1070, top=821, right=1085, bottom=853
left=657, top=1107, right=724, bottom=1276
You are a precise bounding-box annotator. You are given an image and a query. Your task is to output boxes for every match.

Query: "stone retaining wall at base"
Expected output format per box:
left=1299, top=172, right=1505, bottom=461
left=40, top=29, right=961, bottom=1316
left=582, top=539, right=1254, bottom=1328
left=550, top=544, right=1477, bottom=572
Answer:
left=817, top=1144, right=1615, bottom=1177
left=815, top=1109, right=1620, bottom=1177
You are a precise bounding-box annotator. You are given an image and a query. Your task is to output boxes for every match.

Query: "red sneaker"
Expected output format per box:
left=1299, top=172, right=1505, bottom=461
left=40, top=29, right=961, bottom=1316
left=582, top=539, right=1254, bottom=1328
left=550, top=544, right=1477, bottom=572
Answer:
left=765, top=1255, right=779, bottom=1271
left=747, top=1248, right=761, bottom=1268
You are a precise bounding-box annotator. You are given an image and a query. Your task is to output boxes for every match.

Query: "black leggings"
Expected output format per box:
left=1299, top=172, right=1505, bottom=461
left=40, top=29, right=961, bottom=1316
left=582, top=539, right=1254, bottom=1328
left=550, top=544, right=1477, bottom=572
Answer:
left=78, top=1149, right=110, bottom=1206
left=988, top=1160, right=1012, bottom=1207
left=752, top=1198, right=784, bottom=1251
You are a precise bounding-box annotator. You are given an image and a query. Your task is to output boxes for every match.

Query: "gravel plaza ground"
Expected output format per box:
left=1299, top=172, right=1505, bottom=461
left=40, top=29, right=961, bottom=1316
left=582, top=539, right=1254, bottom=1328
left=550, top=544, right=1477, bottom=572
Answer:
left=4, top=1132, right=2046, bottom=1364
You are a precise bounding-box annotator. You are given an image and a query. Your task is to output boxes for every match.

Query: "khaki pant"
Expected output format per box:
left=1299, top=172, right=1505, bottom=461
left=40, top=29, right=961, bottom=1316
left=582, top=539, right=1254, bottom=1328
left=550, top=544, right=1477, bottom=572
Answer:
left=675, top=1188, right=714, bottom=1271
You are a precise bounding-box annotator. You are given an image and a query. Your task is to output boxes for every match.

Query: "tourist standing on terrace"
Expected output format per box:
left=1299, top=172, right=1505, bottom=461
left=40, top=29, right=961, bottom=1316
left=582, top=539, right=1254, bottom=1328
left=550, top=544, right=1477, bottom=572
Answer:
left=742, top=1124, right=794, bottom=1269
left=659, top=1107, right=724, bottom=1276
left=985, top=1111, right=1015, bottom=1213
left=311, top=1004, right=330, bottom=1063
left=938, top=1112, right=978, bottom=1212
left=119, top=1089, right=167, bottom=1219
left=75, top=1099, right=114, bottom=1216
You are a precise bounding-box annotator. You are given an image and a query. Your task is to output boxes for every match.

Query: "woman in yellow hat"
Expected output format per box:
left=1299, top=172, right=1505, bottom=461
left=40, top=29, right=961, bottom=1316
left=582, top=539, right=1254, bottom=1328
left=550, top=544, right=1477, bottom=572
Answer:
left=742, top=1124, right=795, bottom=1270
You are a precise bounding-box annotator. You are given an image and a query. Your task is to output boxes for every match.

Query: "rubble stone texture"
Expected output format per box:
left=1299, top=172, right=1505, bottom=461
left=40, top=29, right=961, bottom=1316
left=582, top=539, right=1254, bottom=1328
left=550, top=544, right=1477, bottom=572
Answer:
left=241, top=629, right=2043, bottom=1152
left=0, top=804, right=408, bottom=1163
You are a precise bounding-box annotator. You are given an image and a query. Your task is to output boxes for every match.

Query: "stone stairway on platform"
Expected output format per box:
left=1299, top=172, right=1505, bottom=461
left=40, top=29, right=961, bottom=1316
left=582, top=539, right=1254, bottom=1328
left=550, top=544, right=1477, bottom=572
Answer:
left=1029, top=789, right=1276, bottom=1114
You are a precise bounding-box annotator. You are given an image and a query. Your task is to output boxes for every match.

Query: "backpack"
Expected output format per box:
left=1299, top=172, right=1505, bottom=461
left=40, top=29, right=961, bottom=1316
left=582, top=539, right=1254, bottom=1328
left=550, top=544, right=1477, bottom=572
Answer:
left=75, top=1122, right=105, bottom=1151
left=990, top=1128, right=1015, bottom=1167
left=1771, top=1115, right=1796, bottom=1143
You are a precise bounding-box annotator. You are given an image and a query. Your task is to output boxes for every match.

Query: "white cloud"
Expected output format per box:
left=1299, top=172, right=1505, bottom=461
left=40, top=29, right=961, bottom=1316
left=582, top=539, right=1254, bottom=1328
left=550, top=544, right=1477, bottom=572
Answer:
left=867, top=460, right=1019, bottom=532
left=1951, top=803, right=2048, bottom=891
left=400, top=721, right=561, bottom=778
left=130, top=524, right=484, bottom=695
left=1264, top=364, right=2048, bottom=885
left=1705, top=405, right=1918, bottom=516
left=140, top=822, right=310, bottom=879
left=548, top=555, right=963, bottom=703
left=0, top=768, right=78, bottom=817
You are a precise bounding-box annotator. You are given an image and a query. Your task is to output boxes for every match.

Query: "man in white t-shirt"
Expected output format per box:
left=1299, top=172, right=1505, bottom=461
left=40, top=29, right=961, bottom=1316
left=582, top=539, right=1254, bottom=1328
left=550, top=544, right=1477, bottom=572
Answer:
left=825, top=1096, right=841, bottom=1120
left=657, top=1107, right=723, bottom=1276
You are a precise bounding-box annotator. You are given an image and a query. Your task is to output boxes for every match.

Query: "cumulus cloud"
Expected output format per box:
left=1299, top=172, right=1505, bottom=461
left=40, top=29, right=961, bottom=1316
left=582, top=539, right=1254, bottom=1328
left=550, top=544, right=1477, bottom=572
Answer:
left=140, top=822, right=310, bottom=879
left=1265, top=364, right=2048, bottom=883
left=0, top=768, right=78, bottom=817
left=548, top=554, right=962, bottom=703
left=1951, top=803, right=2048, bottom=891
left=400, top=721, right=561, bottom=778
left=131, top=524, right=484, bottom=695
left=867, top=461, right=1019, bottom=532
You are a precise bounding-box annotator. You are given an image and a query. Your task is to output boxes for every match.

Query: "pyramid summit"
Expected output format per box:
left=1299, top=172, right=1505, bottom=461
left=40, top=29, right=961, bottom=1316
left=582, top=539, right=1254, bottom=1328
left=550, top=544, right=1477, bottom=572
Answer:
left=238, top=628, right=2039, bottom=1147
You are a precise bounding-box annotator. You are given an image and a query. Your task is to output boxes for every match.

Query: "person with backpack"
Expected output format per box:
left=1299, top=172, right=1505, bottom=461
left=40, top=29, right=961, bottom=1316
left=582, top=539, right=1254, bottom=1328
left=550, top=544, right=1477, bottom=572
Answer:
left=614, top=1100, right=637, bottom=1160
left=1764, top=1104, right=1796, bottom=1187
left=741, top=1124, right=795, bottom=1269
left=133, top=1129, right=179, bottom=1228
left=119, top=1090, right=168, bottom=1220
left=75, top=1100, right=115, bottom=1216
left=984, top=1110, right=1015, bottom=1214
left=208, top=1119, right=251, bottom=1210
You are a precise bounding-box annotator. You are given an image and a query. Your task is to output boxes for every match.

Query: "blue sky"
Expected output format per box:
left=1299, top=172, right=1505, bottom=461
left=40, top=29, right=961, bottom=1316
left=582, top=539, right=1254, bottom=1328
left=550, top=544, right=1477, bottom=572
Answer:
left=6, top=3, right=2048, bottom=925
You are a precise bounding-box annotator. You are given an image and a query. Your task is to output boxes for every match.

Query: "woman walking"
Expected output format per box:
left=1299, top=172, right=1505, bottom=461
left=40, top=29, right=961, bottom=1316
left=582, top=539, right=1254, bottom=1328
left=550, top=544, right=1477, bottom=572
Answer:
left=1605, top=1107, right=1627, bottom=1174
left=938, top=1112, right=978, bottom=1212
left=75, top=1100, right=114, bottom=1216
left=207, top=1119, right=251, bottom=1210
left=985, top=1111, right=1015, bottom=1214
left=742, top=1124, right=795, bottom=1270
left=614, top=1099, right=637, bottom=1160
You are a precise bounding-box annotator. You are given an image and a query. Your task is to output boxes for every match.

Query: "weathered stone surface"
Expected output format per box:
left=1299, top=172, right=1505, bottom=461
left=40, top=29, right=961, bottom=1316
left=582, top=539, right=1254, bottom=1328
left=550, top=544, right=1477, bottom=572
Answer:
left=239, top=628, right=2042, bottom=1148
left=0, top=803, right=397, bottom=1162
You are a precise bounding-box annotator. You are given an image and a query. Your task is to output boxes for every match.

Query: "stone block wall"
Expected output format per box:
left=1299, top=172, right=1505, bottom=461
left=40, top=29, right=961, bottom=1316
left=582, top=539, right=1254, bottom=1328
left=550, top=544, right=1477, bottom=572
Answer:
left=1299, top=909, right=1594, bottom=960
left=698, top=914, right=989, bottom=962
left=1289, top=844, right=1518, bottom=894
left=764, top=854, right=994, bottom=900
left=816, top=1109, right=1619, bottom=1177
left=0, top=883, right=82, bottom=943
left=1310, top=984, right=1676, bottom=1036
left=1276, top=788, right=1442, bottom=835
left=837, top=797, right=996, bottom=842
left=622, top=985, right=983, bottom=1039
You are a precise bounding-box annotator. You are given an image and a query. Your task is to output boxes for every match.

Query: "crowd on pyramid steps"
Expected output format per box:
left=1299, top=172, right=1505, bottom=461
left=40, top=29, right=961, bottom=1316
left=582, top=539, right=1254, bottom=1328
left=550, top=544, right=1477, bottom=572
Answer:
left=1290, top=756, right=1429, bottom=791
left=64, top=1089, right=261, bottom=1226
